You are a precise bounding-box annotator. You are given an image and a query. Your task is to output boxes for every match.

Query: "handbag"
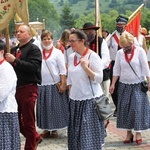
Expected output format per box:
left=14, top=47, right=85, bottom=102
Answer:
left=128, top=62, right=148, bottom=93
left=88, top=78, right=113, bottom=120
left=88, top=52, right=113, bottom=120
left=94, top=95, right=113, bottom=120
left=45, top=60, right=61, bottom=91
left=141, top=81, right=148, bottom=93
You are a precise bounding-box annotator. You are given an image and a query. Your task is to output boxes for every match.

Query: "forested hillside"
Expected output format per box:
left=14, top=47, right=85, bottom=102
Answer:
left=51, top=0, right=149, bottom=15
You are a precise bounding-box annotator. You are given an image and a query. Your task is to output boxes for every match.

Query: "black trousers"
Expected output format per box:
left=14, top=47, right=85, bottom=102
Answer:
left=110, top=61, right=119, bottom=111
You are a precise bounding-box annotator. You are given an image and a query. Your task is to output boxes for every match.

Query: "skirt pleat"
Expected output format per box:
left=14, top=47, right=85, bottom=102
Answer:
left=36, top=85, right=69, bottom=130
left=117, top=82, right=150, bottom=131
left=68, top=98, right=105, bottom=150
left=0, top=112, right=20, bottom=150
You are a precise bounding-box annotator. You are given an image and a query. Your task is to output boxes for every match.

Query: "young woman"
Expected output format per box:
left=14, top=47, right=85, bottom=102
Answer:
left=36, top=30, right=69, bottom=138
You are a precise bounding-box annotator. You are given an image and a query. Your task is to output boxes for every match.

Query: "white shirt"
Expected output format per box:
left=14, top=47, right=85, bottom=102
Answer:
left=100, top=39, right=111, bottom=69
left=113, top=45, right=150, bottom=84
left=67, top=51, right=104, bottom=100
left=0, top=60, right=18, bottom=113
left=40, top=47, right=67, bottom=85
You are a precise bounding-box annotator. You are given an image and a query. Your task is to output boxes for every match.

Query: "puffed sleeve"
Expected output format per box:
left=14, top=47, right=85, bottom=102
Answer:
left=139, top=47, right=150, bottom=76
left=89, top=52, right=103, bottom=83
left=56, top=49, right=67, bottom=75
left=0, top=63, right=17, bottom=102
left=113, top=51, right=121, bottom=76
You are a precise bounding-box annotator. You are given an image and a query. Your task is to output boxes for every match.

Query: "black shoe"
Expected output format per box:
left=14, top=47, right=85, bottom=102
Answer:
left=113, top=110, right=117, bottom=117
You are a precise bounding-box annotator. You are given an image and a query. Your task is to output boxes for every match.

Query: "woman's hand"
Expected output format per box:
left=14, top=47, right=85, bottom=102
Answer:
left=59, top=84, right=67, bottom=93
left=109, top=84, right=115, bottom=94
left=80, top=57, right=89, bottom=70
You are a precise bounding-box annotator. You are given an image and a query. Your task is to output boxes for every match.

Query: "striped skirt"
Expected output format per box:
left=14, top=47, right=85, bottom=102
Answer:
left=0, top=112, right=20, bottom=150
left=36, top=84, right=69, bottom=130
left=117, top=82, right=150, bottom=131
left=68, top=98, right=105, bottom=150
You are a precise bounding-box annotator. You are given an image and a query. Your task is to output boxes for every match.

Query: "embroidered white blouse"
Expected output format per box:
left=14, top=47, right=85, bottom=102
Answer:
left=40, top=47, right=67, bottom=86
left=0, top=60, right=18, bottom=113
left=113, top=45, right=150, bottom=84
left=67, top=51, right=104, bottom=100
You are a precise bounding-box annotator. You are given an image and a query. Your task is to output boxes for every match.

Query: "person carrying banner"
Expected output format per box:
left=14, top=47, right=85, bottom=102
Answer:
left=6, top=25, right=42, bottom=150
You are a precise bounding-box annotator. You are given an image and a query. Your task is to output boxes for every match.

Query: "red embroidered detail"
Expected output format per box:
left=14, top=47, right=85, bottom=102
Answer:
left=74, top=48, right=89, bottom=66
left=0, top=59, right=5, bottom=65
left=124, top=46, right=135, bottom=62
left=42, top=47, right=53, bottom=60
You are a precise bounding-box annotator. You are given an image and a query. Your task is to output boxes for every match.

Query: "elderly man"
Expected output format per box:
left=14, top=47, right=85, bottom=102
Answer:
left=6, top=25, right=42, bottom=150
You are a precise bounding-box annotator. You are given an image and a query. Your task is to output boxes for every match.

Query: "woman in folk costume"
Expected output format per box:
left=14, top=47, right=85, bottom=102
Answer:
left=67, top=29, right=105, bottom=150
left=0, top=40, right=20, bottom=149
left=36, top=30, right=69, bottom=138
left=110, top=32, right=150, bottom=144
left=55, top=29, right=71, bottom=53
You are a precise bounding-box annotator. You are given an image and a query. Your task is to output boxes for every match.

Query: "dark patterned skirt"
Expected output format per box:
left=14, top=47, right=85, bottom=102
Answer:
left=117, top=82, right=150, bottom=131
left=68, top=98, right=105, bottom=150
left=0, top=112, right=20, bottom=150
left=36, top=84, right=69, bottom=130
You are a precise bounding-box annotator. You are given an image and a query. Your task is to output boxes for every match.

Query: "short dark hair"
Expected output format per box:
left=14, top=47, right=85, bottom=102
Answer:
left=70, top=29, right=88, bottom=46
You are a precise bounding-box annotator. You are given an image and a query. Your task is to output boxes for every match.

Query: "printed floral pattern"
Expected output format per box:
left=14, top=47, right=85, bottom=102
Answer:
left=0, top=4, right=11, bottom=20
left=18, top=0, right=23, bottom=7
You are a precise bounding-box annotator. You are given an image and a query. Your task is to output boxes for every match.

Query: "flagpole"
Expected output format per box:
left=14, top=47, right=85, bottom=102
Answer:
left=95, top=0, right=100, bottom=54
left=5, top=25, right=10, bottom=53
left=128, top=3, right=144, bottom=21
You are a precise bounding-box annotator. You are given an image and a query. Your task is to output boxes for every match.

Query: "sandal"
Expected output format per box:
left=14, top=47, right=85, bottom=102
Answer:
left=40, top=130, right=50, bottom=138
left=50, top=130, right=58, bottom=138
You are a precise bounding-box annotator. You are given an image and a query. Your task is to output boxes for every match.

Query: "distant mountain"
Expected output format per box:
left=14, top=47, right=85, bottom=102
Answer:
left=50, top=0, right=145, bottom=15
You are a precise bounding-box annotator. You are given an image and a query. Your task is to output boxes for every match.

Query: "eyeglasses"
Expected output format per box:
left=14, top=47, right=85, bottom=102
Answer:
left=69, top=39, right=81, bottom=43
left=123, top=45, right=132, bottom=51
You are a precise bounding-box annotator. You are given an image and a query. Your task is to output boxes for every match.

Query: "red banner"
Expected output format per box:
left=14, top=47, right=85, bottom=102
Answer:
left=126, top=11, right=141, bottom=38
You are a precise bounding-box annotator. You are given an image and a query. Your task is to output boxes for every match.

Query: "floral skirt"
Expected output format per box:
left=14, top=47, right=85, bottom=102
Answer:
left=68, top=98, right=105, bottom=150
left=117, top=82, right=150, bottom=131
left=0, top=112, right=20, bottom=150
left=36, top=84, right=69, bottom=130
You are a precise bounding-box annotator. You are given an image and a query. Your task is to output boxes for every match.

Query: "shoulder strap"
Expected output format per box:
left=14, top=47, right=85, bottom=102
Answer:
left=45, top=60, right=56, bottom=83
left=128, top=62, right=141, bottom=82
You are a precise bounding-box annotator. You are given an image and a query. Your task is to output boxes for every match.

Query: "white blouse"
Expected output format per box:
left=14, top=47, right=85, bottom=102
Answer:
left=40, top=47, right=67, bottom=86
left=0, top=60, right=18, bottom=113
left=67, top=51, right=104, bottom=100
left=113, top=46, right=150, bottom=84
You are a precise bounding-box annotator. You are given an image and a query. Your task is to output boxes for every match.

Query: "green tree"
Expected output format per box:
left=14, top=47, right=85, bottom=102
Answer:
left=28, top=0, right=60, bottom=33
left=60, top=3, right=75, bottom=31
left=74, top=11, right=95, bottom=29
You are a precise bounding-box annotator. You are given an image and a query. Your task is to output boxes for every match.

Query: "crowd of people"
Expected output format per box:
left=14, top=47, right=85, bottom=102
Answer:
left=0, top=14, right=150, bottom=150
